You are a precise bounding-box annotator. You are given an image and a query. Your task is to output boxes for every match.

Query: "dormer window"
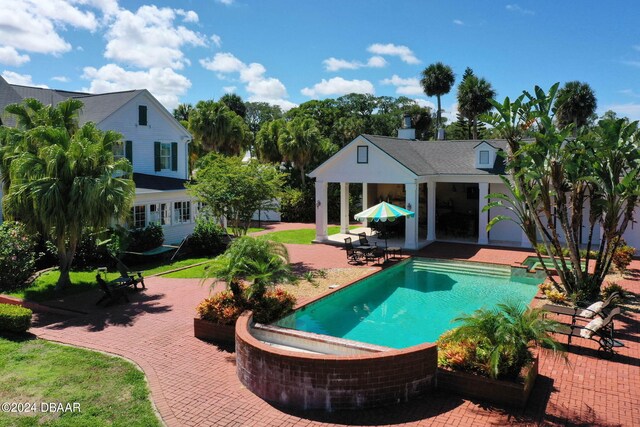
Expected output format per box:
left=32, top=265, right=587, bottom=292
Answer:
left=474, top=141, right=496, bottom=169
left=138, top=105, right=147, bottom=126
left=479, top=150, right=490, bottom=165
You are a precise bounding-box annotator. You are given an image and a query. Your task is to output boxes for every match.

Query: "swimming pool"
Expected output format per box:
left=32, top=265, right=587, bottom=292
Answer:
left=275, top=258, right=541, bottom=349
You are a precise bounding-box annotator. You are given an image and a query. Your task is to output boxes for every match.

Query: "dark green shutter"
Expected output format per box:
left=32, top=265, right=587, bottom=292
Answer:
left=139, top=106, right=147, bottom=126
left=171, top=142, right=178, bottom=171
left=154, top=141, right=161, bottom=171
left=125, top=140, right=133, bottom=163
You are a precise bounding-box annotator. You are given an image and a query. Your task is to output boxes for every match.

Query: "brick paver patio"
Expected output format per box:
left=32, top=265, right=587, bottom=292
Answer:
left=27, top=234, right=640, bottom=426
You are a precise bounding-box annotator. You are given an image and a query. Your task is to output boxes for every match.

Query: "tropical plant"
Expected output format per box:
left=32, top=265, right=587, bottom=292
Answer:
left=219, top=93, right=247, bottom=118
left=611, top=241, right=635, bottom=272
left=457, top=67, right=496, bottom=140
left=554, top=81, right=597, bottom=135
left=0, top=222, right=38, bottom=292
left=187, top=153, right=284, bottom=236
left=254, top=118, right=286, bottom=162
left=188, top=100, right=252, bottom=156
left=420, top=62, right=455, bottom=136
left=173, top=103, right=193, bottom=123
left=0, top=99, right=135, bottom=289
left=601, top=282, right=626, bottom=303
left=278, top=117, right=330, bottom=185
left=483, top=84, right=640, bottom=300
left=443, top=302, right=564, bottom=380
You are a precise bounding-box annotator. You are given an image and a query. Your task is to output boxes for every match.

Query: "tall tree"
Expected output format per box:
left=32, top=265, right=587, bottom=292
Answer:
left=420, top=62, right=455, bottom=137
left=173, top=103, right=193, bottom=124
left=0, top=99, right=135, bottom=289
left=278, top=117, right=327, bottom=185
left=457, top=67, right=496, bottom=139
left=254, top=118, right=286, bottom=162
left=244, top=102, right=283, bottom=136
left=554, top=81, right=597, bottom=135
left=220, top=93, right=247, bottom=118
left=188, top=100, right=251, bottom=156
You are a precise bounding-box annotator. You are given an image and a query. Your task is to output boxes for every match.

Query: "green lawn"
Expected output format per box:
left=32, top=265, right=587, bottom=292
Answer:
left=227, top=227, right=265, bottom=235
left=7, top=257, right=212, bottom=302
left=0, top=337, right=161, bottom=427
left=258, top=225, right=356, bottom=245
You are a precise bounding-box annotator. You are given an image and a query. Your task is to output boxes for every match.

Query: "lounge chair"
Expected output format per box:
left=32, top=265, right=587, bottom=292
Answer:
left=551, top=307, right=622, bottom=358
left=95, top=273, right=130, bottom=306
left=344, top=237, right=364, bottom=264
left=542, top=292, right=619, bottom=324
left=106, top=256, right=146, bottom=290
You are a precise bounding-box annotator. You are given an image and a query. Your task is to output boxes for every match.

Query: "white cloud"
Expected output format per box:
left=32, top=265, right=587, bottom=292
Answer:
left=217, top=0, right=234, bottom=5
left=301, top=77, right=374, bottom=97
left=210, top=34, right=222, bottom=48
left=412, top=98, right=436, bottom=110
left=381, top=74, right=424, bottom=95
left=506, top=4, right=535, bottom=15
left=82, top=64, right=191, bottom=110
left=223, top=86, right=237, bottom=93
left=104, top=5, right=206, bottom=70
left=322, top=55, right=387, bottom=72
left=367, top=43, right=420, bottom=64
left=619, top=89, right=640, bottom=98
left=200, top=52, right=293, bottom=108
left=367, top=56, right=387, bottom=68
left=0, top=0, right=100, bottom=56
left=603, top=103, right=640, bottom=120
left=1, top=71, right=48, bottom=88
left=176, top=9, right=199, bottom=23
left=441, top=102, right=459, bottom=123
left=52, top=75, right=70, bottom=82
left=453, top=19, right=464, bottom=26
left=0, top=46, right=30, bottom=66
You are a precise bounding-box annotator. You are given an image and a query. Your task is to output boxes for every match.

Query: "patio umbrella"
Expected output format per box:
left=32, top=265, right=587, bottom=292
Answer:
left=353, top=201, right=415, bottom=247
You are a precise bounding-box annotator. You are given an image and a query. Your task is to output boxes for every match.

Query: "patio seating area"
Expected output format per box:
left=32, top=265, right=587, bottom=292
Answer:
left=17, top=225, right=640, bottom=426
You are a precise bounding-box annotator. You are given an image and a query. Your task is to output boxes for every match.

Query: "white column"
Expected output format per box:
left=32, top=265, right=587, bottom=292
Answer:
left=478, top=182, right=489, bottom=245
left=340, top=182, right=350, bottom=234
left=427, top=181, right=436, bottom=241
left=315, top=181, right=328, bottom=242
left=405, top=182, right=419, bottom=249
left=361, top=183, right=368, bottom=227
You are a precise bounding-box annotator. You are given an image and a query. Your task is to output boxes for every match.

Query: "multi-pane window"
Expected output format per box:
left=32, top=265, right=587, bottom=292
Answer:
left=160, top=143, right=171, bottom=170
left=113, top=141, right=125, bottom=159
left=149, top=203, right=171, bottom=225
left=173, top=201, right=191, bottom=224
left=132, top=205, right=146, bottom=228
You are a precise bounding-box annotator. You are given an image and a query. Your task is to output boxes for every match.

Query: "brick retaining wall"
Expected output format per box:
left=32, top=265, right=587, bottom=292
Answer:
left=235, top=312, right=437, bottom=411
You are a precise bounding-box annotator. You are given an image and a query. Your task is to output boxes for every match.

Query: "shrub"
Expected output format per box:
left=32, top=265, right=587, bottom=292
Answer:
left=601, top=282, right=626, bottom=303
left=437, top=330, right=478, bottom=371
left=128, top=224, right=164, bottom=252
left=73, top=230, right=112, bottom=268
left=612, top=243, right=635, bottom=272
left=545, top=289, right=568, bottom=304
left=196, top=290, right=245, bottom=325
left=538, top=282, right=552, bottom=293
left=0, top=303, right=32, bottom=333
left=251, top=287, right=296, bottom=323
left=280, top=187, right=314, bottom=223
left=0, top=222, right=38, bottom=292
left=189, top=218, right=226, bottom=256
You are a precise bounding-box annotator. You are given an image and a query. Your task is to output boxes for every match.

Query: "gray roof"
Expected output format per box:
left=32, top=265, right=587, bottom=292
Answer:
left=0, top=76, right=144, bottom=126
left=361, top=135, right=507, bottom=176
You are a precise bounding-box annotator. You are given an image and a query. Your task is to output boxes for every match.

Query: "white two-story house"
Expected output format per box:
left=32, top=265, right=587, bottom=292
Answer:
left=0, top=76, right=197, bottom=243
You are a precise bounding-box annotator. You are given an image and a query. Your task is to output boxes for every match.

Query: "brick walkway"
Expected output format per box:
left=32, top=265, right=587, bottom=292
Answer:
left=29, top=239, right=640, bottom=427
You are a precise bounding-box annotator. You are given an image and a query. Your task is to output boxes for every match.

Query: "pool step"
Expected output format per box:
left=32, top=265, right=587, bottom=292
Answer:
left=411, top=260, right=511, bottom=278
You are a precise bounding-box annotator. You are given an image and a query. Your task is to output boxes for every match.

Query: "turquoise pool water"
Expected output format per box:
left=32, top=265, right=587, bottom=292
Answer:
left=275, top=258, right=541, bottom=349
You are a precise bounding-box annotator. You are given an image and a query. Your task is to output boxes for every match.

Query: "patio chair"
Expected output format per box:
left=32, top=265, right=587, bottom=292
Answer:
left=107, top=256, right=145, bottom=290
left=358, top=232, right=370, bottom=246
left=551, top=307, right=622, bottom=358
left=344, top=237, right=364, bottom=265
left=542, top=292, right=619, bottom=324
left=95, top=273, right=130, bottom=306
left=364, top=243, right=385, bottom=265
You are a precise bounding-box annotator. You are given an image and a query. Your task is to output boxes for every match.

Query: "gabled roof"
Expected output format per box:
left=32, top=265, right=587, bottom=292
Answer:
left=75, top=90, right=143, bottom=124
left=361, top=135, right=507, bottom=176
left=0, top=77, right=23, bottom=127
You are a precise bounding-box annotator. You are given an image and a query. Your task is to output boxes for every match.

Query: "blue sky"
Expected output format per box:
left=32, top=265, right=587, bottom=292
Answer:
left=2, top=0, right=640, bottom=120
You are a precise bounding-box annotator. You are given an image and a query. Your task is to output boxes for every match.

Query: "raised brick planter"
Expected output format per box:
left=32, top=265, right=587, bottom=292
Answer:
left=235, top=311, right=438, bottom=411
left=436, top=357, right=538, bottom=408
left=193, top=318, right=235, bottom=345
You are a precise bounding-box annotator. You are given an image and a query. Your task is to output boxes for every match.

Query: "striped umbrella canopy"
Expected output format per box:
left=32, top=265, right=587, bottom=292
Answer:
left=353, top=201, right=415, bottom=222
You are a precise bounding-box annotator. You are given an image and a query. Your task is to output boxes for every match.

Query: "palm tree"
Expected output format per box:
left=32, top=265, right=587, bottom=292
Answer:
left=255, top=118, right=285, bottom=162
left=554, top=81, right=597, bottom=135
left=450, top=302, right=564, bottom=380
left=2, top=104, right=135, bottom=289
left=188, top=100, right=251, bottom=156
left=278, top=117, right=325, bottom=185
left=457, top=68, right=496, bottom=140
left=420, top=62, right=455, bottom=138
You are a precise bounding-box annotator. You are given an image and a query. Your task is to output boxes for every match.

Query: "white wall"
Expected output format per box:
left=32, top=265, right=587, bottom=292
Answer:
left=134, top=190, right=197, bottom=244
left=99, top=92, right=190, bottom=180
left=623, top=206, right=640, bottom=250
left=487, top=182, right=521, bottom=244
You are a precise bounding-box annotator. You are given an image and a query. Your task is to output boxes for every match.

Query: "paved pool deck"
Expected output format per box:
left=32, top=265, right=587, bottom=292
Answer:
left=25, top=226, right=640, bottom=426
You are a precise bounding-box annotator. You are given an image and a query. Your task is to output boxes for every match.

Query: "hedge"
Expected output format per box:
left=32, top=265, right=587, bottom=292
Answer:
left=0, top=303, right=33, bottom=334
